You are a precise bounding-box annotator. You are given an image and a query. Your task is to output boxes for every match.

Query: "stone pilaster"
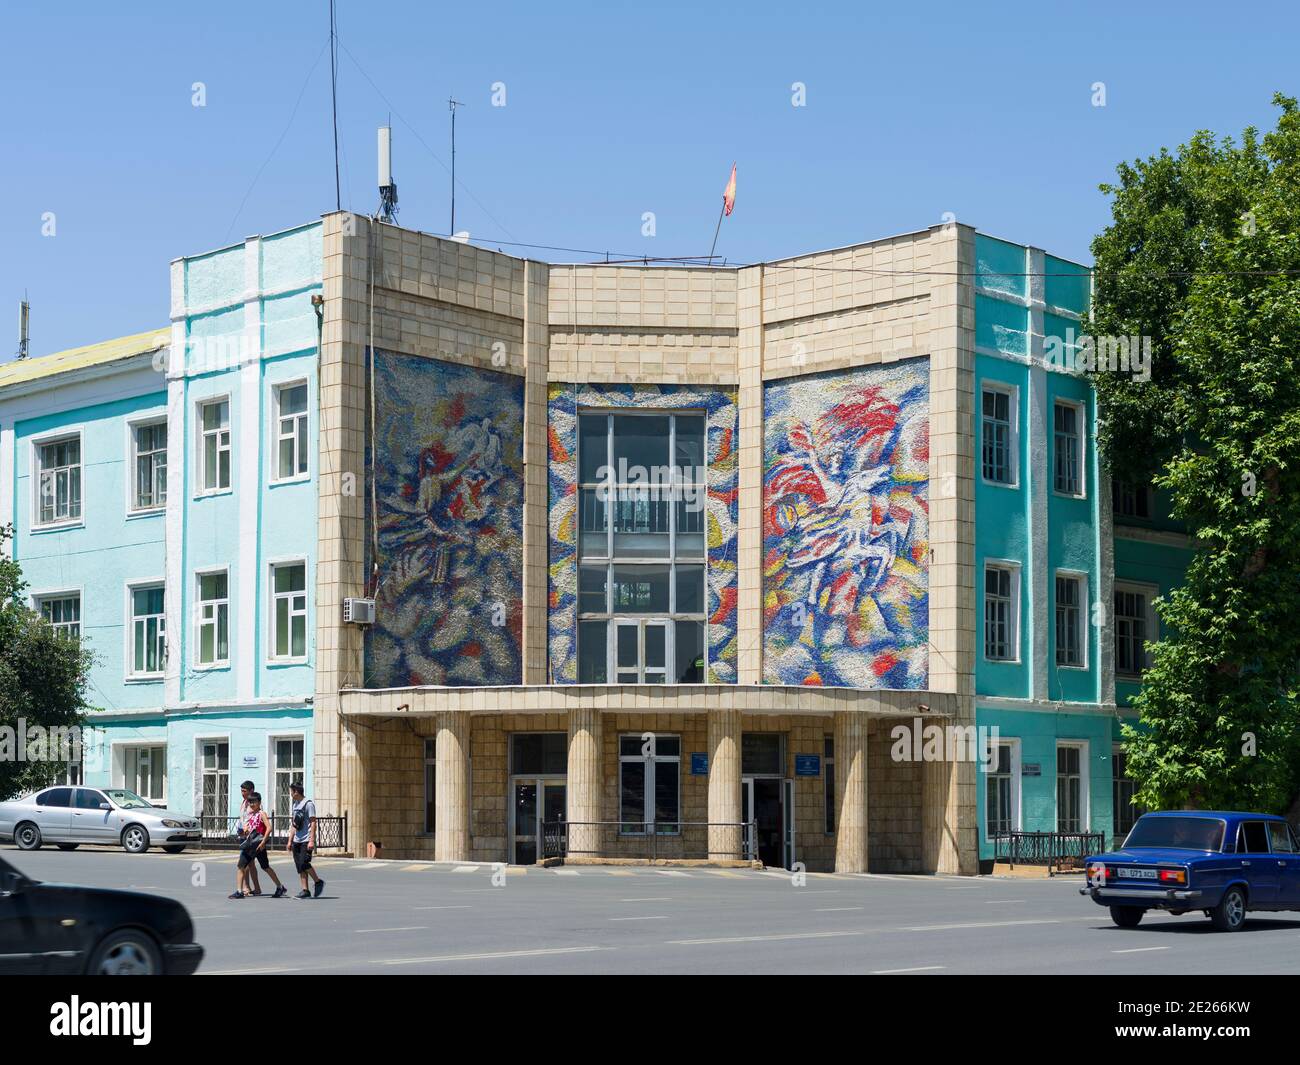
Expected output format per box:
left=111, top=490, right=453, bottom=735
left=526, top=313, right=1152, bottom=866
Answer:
left=834, top=710, right=869, bottom=873
left=339, top=714, right=370, bottom=858
left=707, top=707, right=743, bottom=859
left=566, top=706, right=602, bottom=857
left=434, top=710, right=472, bottom=862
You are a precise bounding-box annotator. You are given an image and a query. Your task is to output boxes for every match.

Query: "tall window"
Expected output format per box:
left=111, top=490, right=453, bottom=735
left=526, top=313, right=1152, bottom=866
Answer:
left=270, top=562, right=307, bottom=660
left=38, top=594, right=81, bottom=638
left=131, top=421, right=167, bottom=511
left=1112, top=480, right=1151, bottom=519
left=273, top=737, right=304, bottom=818
left=129, top=584, right=166, bottom=677
left=199, top=398, right=231, bottom=492
left=200, top=740, right=228, bottom=820
left=1112, top=746, right=1141, bottom=841
left=987, top=741, right=1017, bottom=838
left=981, top=386, right=1014, bottom=484
left=1056, top=743, right=1084, bottom=833
left=122, top=745, right=166, bottom=804
left=424, top=738, right=437, bottom=834
left=274, top=383, right=309, bottom=481
left=618, top=734, right=681, bottom=834
left=983, top=564, right=1017, bottom=661
left=1055, top=573, right=1084, bottom=667
left=823, top=735, right=835, bottom=835
left=196, top=571, right=229, bottom=666
left=1114, top=586, right=1150, bottom=677
left=576, top=411, right=707, bottom=685
left=36, top=435, right=82, bottom=525
left=1053, top=400, right=1083, bottom=496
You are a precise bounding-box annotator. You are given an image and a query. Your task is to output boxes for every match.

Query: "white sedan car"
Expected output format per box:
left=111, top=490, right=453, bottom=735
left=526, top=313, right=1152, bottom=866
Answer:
left=0, top=785, right=201, bottom=854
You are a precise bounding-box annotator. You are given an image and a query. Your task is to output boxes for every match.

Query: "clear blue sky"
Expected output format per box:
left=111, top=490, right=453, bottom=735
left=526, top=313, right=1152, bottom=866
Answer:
left=2, top=0, right=1297, bottom=359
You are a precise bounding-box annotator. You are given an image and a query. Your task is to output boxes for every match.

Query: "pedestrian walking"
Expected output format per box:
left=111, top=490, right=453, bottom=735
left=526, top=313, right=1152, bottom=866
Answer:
left=230, top=792, right=287, bottom=899
left=287, top=781, right=326, bottom=899
left=237, top=780, right=262, bottom=896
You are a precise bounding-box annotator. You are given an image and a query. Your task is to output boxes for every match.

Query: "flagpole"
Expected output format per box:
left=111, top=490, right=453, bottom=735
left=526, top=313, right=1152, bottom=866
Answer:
left=708, top=199, right=725, bottom=262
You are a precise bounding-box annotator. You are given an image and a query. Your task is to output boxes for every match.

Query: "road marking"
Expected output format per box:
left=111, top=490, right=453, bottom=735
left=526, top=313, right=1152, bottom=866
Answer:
left=609, top=915, right=669, bottom=921
left=453, top=866, right=479, bottom=873
left=414, top=905, right=471, bottom=911
left=206, top=965, right=305, bottom=975
left=670, top=930, right=866, bottom=946
left=621, top=897, right=671, bottom=902
left=401, top=864, right=430, bottom=872
left=902, top=919, right=1061, bottom=931
left=381, top=946, right=609, bottom=965
left=1112, top=946, right=1170, bottom=954
left=355, top=926, right=428, bottom=933
left=709, top=870, right=744, bottom=878
left=552, top=869, right=580, bottom=876
left=605, top=870, right=636, bottom=877
left=655, top=870, right=691, bottom=877
left=815, top=906, right=863, bottom=912
left=873, top=965, right=945, bottom=974
left=357, top=862, right=388, bottom=869
left=984, top=900, right=1024, bottom=905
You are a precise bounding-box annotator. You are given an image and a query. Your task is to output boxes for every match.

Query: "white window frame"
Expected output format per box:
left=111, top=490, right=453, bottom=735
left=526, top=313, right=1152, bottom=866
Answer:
left=1114, top=580, right=1159, bottom=679
left=195, top=395, right=232, bottom=496
left=984, top=737, right=1022, bottom=843
left=982, top=560, right=1021, bottom=663
left=268, top=733, right=306, bottom=819
left=114, top=742, right=167, bottom=805
left=195, top=735, right=231, bottom=821
left=194, top=566, right=231, bottom=669
left=126, top=413, right=168, bottom=515
left=267, top=558, right=309, bottom=664
left=1112, top=743, right=1142, bottom=841
left=617, top=732, right=682, bottom=836
left=270, top=379, right=310, bottom=484
left=31, top=588, right=83, bottom=639
left=1055, top=740, right=1089, bottom=834
left=979, top=382, right=1019, bottom=488
left=30, top=427, right=85, bottom=531
left=124, top=579, right=166, bottom=681
left=1054, top=569, right=1088, bottom=670
left=1051, top=397, right=1086, bottom=499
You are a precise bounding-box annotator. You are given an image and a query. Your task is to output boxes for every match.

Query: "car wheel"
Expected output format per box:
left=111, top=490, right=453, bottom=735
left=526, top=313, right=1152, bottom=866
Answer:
left=121, top=824, right=150, bottom=854
left=14, top=822, right=41, bottom=851
left=1210, top=886, right=1247, bottom=932
left=87, top=929, right=162, bottom=975
left=1109, top=905, right=1144, bottom=928
left=162, top=845, right=186, bottom=854
left=56, top=843, right=80, bottom=851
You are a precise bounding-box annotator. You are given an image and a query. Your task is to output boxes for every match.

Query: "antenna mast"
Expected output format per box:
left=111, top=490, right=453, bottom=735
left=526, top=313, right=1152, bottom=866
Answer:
left=329, top=0, right=341, bottom=211
left=377, top=125, right=398, bottom=222
left=17, top=297, right=29, bottom=360
left=449, top=96, right=464, bottom=235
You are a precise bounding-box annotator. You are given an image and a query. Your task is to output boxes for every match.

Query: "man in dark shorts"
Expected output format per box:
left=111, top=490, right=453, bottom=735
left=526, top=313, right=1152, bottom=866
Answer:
left=287, top=781, right=326, bottom=899
left=230, top=792, right=286, bottom=899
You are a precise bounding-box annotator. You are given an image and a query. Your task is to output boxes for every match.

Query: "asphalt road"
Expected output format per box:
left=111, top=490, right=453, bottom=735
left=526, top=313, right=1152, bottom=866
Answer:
left=8, top=846, right=1300, bottom=974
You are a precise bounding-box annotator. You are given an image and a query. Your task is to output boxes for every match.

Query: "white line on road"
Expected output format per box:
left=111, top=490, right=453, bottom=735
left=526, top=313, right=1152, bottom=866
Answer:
left=205, top=966, right=305, bottom=975
left=669, top=930, right=866, bottom=946
left=1112, top=946, right=1170, bottom=954
left=608, top=915, right=669, bottom=921
left=902, top=919, right=1061, bottom=931
left=413, top=905, right=471, bottom=910
left=380, top=946, right=610, bottom=965
left=815, top=907, right=863, bottom=912
left=552, top=870, right=580, bottom=876
left=655, top=870, right=691, bottom=877
left=621, top=897, right=672, bottom=902
left=354, top=926, right=428, bottom=933
left=872, top=965, right=946, bottom=974
left=452, top=866, right=479, bottom=873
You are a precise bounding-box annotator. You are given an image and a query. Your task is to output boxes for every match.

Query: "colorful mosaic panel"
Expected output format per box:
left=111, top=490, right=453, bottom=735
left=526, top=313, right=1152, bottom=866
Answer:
left=366, top=351, right=524, bottom=687
left=763, top=359, right=929, bottom=689
left=548, top=383, right=739, bottom=684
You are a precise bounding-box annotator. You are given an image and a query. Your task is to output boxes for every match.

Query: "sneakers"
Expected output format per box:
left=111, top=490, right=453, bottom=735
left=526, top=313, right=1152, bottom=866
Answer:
left=228, top=891, right=245, bottom=899
left=272, top=886, right=287, bottom=899
left=296, top=889, right=311, bottom=899
left=313, top=879, right=326, bottom=898
left=250, top=889, right=263, bottom=897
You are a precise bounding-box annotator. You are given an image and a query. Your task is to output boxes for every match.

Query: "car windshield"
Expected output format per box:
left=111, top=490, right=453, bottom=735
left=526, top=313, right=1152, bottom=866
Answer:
left=1123, top=815, right=1225, bottom=851
left=102, top=789, right=154, bottom=810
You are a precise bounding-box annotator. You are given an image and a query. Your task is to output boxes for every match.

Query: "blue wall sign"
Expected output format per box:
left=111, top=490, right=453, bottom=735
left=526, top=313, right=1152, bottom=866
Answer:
left=794, top=754, right=821, bottom=777
left=690, top=753, right=708, bottom=776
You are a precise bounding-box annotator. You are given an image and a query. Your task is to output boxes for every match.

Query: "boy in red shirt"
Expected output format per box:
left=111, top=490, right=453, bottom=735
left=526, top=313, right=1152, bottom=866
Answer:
left=230, top=792, right=286, bottom=899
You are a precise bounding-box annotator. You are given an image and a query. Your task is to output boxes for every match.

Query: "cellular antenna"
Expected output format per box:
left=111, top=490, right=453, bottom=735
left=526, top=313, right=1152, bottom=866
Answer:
left=17, top=296, right=29, bottom=360
left=448, top=97, right=464, bottom=236
left=377, top=125, right=398, bottom=223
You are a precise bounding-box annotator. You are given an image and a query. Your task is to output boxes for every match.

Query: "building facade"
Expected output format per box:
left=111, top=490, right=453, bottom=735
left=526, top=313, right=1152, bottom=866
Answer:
left=1, top=215, right=1185, bottom=870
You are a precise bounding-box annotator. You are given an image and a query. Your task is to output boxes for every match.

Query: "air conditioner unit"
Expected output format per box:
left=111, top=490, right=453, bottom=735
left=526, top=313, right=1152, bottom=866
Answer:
left=342, top=597, right=376, bottom=625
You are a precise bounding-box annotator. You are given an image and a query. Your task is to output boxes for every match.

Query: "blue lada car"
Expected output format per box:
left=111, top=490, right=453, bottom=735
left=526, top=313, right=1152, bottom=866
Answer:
left=1081, top=811, right=1300, bottom=931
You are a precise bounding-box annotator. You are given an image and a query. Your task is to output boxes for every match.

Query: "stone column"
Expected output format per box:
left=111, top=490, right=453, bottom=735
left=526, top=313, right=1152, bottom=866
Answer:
left=338, top=714, right=370, bottom=858
left=923, top=745, right=976, bottom=874
left=566, top=707, right=602, bottom=859
left=834, top=711, right=869, bottom=873
left=434, top=711, right=472, bottom=862
left=707, top=708, right=743, bottom=860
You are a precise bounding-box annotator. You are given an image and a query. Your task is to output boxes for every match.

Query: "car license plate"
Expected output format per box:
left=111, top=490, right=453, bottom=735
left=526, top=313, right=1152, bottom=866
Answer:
left=1117, top=867, right=1157, bottom=879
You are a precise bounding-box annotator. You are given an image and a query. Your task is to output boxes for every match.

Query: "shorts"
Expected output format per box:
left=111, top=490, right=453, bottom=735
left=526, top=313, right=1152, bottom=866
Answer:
left=238, top=843, right=271, bottom=871
left=292, top=841, right=315, bottom=874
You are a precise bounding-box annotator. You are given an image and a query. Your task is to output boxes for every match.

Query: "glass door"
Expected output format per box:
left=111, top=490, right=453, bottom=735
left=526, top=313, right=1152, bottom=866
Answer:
left=511, top=778, right=567, bottom=864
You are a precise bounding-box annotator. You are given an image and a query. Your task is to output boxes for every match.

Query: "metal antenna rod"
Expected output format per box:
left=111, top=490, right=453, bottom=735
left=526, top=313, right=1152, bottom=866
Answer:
left=449, top=96, right=464, bottom=234
left=330, top=0, right=341, bottom=212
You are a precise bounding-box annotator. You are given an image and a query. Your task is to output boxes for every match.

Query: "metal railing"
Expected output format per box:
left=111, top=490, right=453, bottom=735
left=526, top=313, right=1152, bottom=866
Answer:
left=992, top=830, right=1104, bottom=874
left=197, top=814, right=348, bottom=852
left=542, top=820, right=756, bottom=862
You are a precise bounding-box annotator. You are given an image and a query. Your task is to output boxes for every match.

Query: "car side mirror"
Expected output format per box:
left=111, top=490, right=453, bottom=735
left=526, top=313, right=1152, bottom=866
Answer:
left=99, top=802, right=111, bottom=810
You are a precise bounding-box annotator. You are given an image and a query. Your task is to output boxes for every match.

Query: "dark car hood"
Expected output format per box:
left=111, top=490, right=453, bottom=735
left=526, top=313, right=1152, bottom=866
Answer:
left=27, top=881, right=194, bottom=938
left=1088, top=847, right=1219, bottom=864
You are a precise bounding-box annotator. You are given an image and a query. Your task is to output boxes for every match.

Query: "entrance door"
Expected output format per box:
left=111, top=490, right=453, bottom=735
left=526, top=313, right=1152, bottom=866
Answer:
left=510, top=778, right=567, bottom=864
left=783, top=778, right=796, bottom=870
left=742, top=776, right=785, bottom=868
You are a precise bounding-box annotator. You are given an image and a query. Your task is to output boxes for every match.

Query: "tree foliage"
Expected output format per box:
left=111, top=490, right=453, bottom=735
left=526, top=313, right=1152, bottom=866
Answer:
left=0, top=525, right=94, bottom=799
left=1091, top=94, right=1300, bottom=812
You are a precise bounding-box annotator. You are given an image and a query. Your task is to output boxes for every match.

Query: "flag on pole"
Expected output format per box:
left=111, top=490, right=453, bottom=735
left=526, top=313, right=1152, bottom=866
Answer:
left=722, top=163, right=737, bottom=216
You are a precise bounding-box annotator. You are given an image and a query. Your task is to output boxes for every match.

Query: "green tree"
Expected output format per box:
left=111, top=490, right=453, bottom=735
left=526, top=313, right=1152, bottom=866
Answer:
left=0, top=524, right=94, bottom=799
left=1090, top=94, right=1300, bottom=812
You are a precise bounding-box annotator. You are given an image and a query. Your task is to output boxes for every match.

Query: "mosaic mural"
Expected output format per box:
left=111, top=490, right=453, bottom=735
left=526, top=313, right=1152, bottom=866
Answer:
left=548, top=383, right=739, bottom=684
left=366, top=351, right=524, bottom=687
left=762, top=359, right=929, bottom=689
